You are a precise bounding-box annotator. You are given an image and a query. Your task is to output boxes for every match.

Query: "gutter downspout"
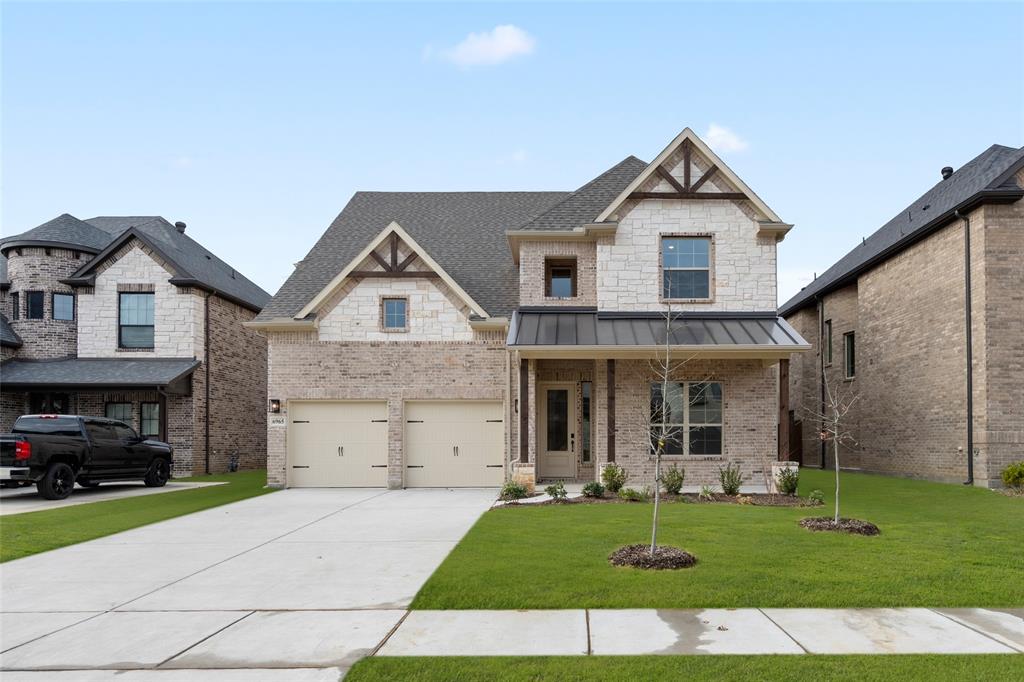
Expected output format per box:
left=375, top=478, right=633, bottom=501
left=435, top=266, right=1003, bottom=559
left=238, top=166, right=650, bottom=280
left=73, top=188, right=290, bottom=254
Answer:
left=817, top=295, right=826, bottom=468
left=204, top=291, right=211, bottom=475
left=955, top=210, right=974, bottom=486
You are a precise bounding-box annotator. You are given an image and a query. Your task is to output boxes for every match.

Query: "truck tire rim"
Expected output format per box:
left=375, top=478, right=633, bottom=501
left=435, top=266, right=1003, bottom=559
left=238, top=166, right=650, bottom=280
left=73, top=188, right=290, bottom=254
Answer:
left=54, top=469, right=72, bottom=495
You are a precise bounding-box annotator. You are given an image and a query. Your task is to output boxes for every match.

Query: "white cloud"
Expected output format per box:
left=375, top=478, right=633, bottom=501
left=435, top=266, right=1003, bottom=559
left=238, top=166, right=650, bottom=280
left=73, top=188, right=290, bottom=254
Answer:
left=438, top=25, right=536, bottom=68
left=704, top=123, right=749, bottom=154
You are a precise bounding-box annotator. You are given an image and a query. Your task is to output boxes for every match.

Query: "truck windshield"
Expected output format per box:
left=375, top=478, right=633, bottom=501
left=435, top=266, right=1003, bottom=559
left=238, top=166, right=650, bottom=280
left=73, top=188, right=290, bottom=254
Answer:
left=12, top=417, right=81, bottom=437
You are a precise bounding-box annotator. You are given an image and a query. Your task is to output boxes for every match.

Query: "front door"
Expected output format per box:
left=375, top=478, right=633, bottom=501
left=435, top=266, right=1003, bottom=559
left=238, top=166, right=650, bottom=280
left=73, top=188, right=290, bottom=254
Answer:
left=539, top=383, right=575, bottom=479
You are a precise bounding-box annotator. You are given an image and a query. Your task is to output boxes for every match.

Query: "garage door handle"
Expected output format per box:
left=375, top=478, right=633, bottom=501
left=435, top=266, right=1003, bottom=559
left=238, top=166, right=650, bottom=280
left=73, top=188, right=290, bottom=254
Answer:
left=486, top=465, right=503, bottom=468
left=292, top=465, right=310, bottom=469
left=371, top=465, right=387, bottom=468
left=338, top=446, right=344, bottom=457
left=486, top=419, right=503, bottom=423
left=453, top=446, right=459, bottom=457
left=407, top=465, right=424, bottom=468
left=371, top=419, right=388, bottom=423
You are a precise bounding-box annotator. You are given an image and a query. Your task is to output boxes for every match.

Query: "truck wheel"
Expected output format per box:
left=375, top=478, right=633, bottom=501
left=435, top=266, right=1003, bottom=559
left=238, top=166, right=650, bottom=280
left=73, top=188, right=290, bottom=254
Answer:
left=37, top=463, right=76, bottom=500
left=144, top=459, right=171, bottom=487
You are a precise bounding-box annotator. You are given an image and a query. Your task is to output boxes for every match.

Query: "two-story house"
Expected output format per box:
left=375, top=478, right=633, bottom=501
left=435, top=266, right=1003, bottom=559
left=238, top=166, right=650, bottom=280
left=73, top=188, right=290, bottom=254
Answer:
left=780, top=144, right=1024, bottom=487
left=251, top=128, right=809, bottom=489
left=0, top=214, right=271, bottom=475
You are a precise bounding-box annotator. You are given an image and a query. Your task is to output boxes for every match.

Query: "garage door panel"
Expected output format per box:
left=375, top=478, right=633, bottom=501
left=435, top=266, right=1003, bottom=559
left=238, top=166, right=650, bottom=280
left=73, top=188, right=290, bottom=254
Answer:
left=289, top=401, right=388, bottom=487
left=405, top=401, right=504, bottom=487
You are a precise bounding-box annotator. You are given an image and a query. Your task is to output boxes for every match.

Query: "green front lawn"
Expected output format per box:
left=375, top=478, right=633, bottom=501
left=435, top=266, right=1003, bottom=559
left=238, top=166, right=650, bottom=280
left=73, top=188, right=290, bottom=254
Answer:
left=0, top=470, right=274, bottom=562
left=347, top=655, right=1024, bottom=681
left=412, top=469, right=1024, bottom=609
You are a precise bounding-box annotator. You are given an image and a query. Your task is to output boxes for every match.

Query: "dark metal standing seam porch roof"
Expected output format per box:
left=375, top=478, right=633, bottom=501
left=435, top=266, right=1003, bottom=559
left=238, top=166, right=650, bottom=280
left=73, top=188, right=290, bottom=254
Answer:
left=508, top=309, right=810, bottom=355
left=0, top=358, right=200, bottom=393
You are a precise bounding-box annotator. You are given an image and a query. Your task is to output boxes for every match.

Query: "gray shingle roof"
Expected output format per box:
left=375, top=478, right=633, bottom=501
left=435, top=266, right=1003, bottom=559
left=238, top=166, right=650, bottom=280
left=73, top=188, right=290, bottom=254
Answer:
left=509, top=310, right=808, bottom=348
left=0, top=314, right=22, bottom=348
left=0, top=357, right=200, bottom=388
left=780, top=144, right=1024, bottom=316
left=257, top=191, right=568, bottom=321
left=515, top=156, right=648, bottom=231
left=0, top=214, right=271, bottom=311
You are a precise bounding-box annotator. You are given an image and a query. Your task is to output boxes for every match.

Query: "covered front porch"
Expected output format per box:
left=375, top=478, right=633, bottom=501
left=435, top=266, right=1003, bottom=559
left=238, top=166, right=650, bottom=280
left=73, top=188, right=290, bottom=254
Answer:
left=508, top=310, right=810, bottom=488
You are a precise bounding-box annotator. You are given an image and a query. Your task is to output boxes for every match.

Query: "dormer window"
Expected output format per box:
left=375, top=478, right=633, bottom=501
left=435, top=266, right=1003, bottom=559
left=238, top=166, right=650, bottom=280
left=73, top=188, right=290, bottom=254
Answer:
left=662, top=236, right=711, bottom=301
left=545, top=258, right=577, bottom=298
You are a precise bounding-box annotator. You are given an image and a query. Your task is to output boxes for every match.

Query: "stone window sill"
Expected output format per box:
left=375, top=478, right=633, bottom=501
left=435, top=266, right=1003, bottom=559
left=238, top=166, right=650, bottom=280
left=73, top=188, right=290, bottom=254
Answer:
left=651, top=454, right=724, bottom=462
left=117, top=347, right=155, bottom=353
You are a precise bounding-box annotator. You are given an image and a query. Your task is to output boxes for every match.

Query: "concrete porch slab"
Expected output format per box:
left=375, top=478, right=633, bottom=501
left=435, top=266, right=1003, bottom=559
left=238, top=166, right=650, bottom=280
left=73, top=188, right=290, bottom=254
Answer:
left=589, top=609, right=803, bottom=655
left=164, top=610, right=405, bottom=669
left=934, top=608, right=1024, bottom=652
left=0, top=611, right=247, bottom=670
left=761, top=608, right=1016, bottom=654
left=0, top=613, right=101, bottom=652
left=378, top=610, right=589, bottom=656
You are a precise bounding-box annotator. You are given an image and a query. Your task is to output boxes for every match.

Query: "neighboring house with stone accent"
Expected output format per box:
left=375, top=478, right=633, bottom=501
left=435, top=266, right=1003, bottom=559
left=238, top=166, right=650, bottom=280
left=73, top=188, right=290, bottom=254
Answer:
left=0, top=214, right=271, bottom=475
left=780, top=144, right=1024, bottom=487
left=251, top=128, right=809, bottom=490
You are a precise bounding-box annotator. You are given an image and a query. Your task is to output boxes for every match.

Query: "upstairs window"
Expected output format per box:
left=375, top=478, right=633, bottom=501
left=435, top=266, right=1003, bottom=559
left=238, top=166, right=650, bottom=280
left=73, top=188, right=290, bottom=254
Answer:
left=844, top=332, right=856, bottom=378
left=381, top=297, right=407, bottom=331
left=544, top=258, right=577, bottom=298
left=11, top=292, right=19, bottom=320
left=53, top=293, right=75, bottom=321
left=26, top=291, right=44, bottom=319
left=119, top=293, right=155, bottom=348
left=662, top=237, right=711, bottom=300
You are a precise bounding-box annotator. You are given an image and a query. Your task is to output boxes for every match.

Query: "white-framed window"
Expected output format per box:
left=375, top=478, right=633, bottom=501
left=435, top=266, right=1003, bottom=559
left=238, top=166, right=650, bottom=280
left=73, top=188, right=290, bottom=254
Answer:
left=844, top=331, right=856, bottom=378
left=662, top=236, right=711, bottom=300
left=381, top=297, right=407, bottom=331
left=53, top=293, right=75, bottom=321
left=649, top=381, right=723, bottom=456
left=119, top=292, right=155, bottom=348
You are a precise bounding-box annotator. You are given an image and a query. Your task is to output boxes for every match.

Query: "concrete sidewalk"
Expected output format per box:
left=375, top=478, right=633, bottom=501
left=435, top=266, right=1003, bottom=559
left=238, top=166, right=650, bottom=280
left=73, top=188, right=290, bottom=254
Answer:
left=378, top=608, right=1024, bottom=657
left=0, top=481, right=226, bottom=516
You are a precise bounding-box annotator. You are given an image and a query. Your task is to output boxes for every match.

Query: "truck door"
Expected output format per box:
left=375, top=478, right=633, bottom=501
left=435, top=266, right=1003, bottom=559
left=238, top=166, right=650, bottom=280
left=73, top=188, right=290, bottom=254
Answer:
left=82, top=420, right=121, bottom=476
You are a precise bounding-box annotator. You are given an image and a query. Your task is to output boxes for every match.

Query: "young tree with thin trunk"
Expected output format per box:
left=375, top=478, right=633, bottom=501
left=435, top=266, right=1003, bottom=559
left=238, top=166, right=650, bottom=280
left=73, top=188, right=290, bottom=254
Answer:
left=803, top=370, right=859, bottom=523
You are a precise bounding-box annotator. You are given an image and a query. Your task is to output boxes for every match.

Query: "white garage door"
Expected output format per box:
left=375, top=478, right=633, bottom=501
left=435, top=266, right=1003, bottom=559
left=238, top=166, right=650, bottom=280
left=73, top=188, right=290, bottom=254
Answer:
left=405, top=401, right=505, bottom=487
left=288, top=401, right=388, bottom=487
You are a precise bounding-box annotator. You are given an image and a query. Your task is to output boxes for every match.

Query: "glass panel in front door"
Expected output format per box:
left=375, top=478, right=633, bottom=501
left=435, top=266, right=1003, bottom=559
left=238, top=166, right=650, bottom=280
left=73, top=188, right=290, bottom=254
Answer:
left=546, top=389, right=569, bottom=451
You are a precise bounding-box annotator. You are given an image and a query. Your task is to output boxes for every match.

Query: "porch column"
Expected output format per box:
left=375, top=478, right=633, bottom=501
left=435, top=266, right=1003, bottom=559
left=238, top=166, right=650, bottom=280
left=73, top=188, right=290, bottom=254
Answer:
left=606, top=359, right=616, bottom=462
left=519, top=358, right=529, bottom=463
left=778, top=358, right=790, bottom=461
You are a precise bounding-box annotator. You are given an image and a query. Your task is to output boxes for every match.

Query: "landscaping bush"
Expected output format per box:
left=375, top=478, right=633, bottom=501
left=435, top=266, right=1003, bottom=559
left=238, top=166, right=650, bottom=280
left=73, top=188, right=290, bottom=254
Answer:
left=544, top=481, right=568, bottom=501
left=1001, top=461, right=1024, bottom=490
left=662, top=465, right=685, bottom=494
left=719, top=463, right=742, bottom=495
left=807, top=489, right=825, bottom=505
left=618, top=487, right=646, bottom=502
left=500, top=480, right=528, bottom=501
left=581, top=481, right=605, bottom=498
left=776, top=466, right=800, bottom=496
left=698, top=485, right=715, bottom=501
left=601, top=463, right=628, bottom=493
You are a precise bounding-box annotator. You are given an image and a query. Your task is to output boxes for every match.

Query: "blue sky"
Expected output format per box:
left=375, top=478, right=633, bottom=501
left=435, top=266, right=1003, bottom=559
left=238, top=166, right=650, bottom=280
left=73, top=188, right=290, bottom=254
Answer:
left=3, top=1, right=1022, bottom=304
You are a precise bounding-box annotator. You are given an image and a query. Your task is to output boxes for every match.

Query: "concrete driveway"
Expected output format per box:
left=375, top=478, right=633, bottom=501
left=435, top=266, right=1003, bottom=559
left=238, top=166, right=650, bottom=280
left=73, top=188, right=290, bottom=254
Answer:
left=0, top=482, right=226, bottom=516
left=0, top=487, right=496, bottom=680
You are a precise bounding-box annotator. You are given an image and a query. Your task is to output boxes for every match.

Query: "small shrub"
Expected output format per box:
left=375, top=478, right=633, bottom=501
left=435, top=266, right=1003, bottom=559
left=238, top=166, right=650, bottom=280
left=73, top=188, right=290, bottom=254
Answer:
left=618, top=487, right=646, bottom=502
left=1001, top=462, right=1024, bottom=490
left=544, top=481, right=568, bottom=501
left=582, top=481, right=605, bottom=498
left=807, top=489, right=825, bottom=505
left=662, top=465, right=685, bottom=494
left=776, top=466, right=800, bottom=496
left=602, top=463, right=629, bottom=493
left=511, top=471, right=535, bottom=496
left=718, top=463, right=742, bottom=496
left=698, top=485, right=715, bottom=501
left=500, top=480, right=528, bottom=501
left=736, top=494, right=754, bottom=505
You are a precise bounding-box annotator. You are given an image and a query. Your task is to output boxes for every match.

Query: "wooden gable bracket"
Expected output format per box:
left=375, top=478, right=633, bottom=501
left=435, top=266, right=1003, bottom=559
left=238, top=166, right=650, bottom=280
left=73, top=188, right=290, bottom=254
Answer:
left=630, top=140, right=745, bottom=201
left=350, top=232, right=438, bottom=278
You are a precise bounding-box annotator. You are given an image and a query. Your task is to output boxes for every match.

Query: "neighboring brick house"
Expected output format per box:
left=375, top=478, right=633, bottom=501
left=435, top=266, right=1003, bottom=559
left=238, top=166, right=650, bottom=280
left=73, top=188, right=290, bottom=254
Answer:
left=780, top=145, right=1024, bottom=487
left=0, top=214, right=271, bottom=475
left=252, top=128, right=808, bottom=489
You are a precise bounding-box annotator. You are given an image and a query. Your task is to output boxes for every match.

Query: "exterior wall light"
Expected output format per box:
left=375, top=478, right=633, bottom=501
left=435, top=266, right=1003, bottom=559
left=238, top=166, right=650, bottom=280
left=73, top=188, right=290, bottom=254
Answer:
left=269, top=399, right=281, bottom=414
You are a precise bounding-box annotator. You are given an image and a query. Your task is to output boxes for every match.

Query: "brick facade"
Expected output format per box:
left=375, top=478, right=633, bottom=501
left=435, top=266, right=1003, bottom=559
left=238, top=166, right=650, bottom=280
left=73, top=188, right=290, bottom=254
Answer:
left=5, top=247, right=80, bottom=359
left=786, top=198, right=1024, bottom=486
left=518, top=241, right=598, bottom=307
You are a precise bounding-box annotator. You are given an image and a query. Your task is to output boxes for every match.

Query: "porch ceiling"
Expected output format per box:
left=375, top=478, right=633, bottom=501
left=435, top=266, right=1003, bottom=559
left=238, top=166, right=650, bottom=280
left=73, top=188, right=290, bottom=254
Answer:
left=508, top=309, right=810, bottom=360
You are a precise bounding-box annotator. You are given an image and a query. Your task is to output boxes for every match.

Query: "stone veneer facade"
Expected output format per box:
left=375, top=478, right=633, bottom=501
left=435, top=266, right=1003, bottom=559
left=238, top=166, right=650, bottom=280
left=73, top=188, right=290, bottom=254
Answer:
left=785, top=191, right=1024, bottom=487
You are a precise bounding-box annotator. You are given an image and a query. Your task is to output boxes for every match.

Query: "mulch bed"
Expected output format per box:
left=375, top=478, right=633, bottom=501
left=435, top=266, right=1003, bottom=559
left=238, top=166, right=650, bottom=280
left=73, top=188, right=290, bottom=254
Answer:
left=608, top=544, right=697, bottom=570
left=508, top=492, right=821, bottom=507
left=799, top=516, right=881, bottom=536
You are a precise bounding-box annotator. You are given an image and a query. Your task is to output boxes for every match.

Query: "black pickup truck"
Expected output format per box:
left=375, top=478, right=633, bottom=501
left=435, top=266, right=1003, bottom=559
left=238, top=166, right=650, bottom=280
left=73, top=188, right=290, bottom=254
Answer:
left=0, top=415, right=173, bottom=500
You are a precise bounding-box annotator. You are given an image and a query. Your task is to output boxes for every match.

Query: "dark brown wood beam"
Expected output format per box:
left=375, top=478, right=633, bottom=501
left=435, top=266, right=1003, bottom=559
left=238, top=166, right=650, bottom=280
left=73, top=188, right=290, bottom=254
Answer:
left=519, top=359, right=529, bottom=463
left=682, top=139, right=691, bottom=190
left=689, top=165, right=719, bottom=193
left=390, top=233, right=399, bottom=268
left=778, top=358, right=790, bottom=461
left=629, top=191, right=747, bottom=201
left=606, top=359, right=616, bottom=463
left=396, top=252, right=419, bottom=272
left=369, top=251, right=393, bottom=272
left=655, top=166, right=686, bottom=194
left=350, top=270, right=440, bottom=279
